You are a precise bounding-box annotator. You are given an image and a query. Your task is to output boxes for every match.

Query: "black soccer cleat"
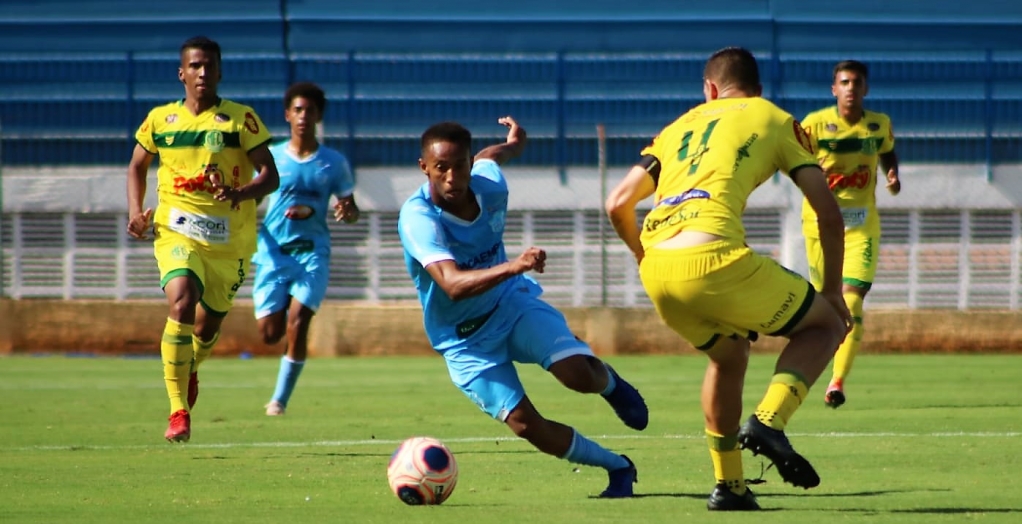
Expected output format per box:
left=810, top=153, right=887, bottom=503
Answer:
left=706, top=483, right=761, bottom=511
left=738, top=415, right=820, bottom=489
left=824, top=385, right=846, bottom=409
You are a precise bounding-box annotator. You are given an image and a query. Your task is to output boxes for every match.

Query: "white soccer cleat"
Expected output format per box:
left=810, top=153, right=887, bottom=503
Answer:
left=265, top=400, right=286, bottom=416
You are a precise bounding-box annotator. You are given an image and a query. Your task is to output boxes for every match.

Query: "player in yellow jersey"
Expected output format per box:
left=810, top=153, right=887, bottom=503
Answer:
left=126, top=36, right=280, bottom=443
left=801, top=60, right=901, bottom=409
left=605, top=47, right=852, bottom=511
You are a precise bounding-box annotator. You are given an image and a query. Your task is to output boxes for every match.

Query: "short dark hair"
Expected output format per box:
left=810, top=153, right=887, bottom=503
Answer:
left=704, top=47, right=761, bottom=92
left=180, top=36, right=221, bottom=64
left=833, top=60, right=869, bottom=81
left=421, top=122, right=472, bottom=154
left=284, top=82, right=327, bottom=113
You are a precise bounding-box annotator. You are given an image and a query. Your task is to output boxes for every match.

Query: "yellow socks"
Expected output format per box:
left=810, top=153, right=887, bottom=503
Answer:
left=192, top=331, right=220, bottom=370
left=161, top=318, right=194, bottom=414
left=706, top=429, right=745, bottom=495
left=832, top=291, right=864, bottom=382
left=754, top=371, right=809, bottom=431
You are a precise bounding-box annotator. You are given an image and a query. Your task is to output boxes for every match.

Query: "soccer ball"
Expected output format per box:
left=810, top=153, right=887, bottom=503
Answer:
left=386, top=436, right=459, bottom=505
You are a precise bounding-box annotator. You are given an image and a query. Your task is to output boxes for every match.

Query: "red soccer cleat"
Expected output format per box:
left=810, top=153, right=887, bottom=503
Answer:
left=165, top=409, right=191, bottom=443
left=187, top=371, right=199, bottom=410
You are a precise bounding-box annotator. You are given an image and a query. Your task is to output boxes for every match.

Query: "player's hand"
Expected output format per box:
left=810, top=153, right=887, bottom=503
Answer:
left=822, top=290, right=854, bottom=335
left=127, top=208, right=154, bottom=240
left=515, top=247, right=547, bottom=274
left=333, top=199, right=360, bottom=223
left=498, top=116, right=524, bottom=144
left=210, top=173, right=244, bottom=210
left=885, top=169, right=901, bottom=195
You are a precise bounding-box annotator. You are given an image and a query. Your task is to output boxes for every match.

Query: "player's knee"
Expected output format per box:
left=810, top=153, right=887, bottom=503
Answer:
left=259, top=323, right=285, bottom=345
left=549, top=355, right=602, bottom=393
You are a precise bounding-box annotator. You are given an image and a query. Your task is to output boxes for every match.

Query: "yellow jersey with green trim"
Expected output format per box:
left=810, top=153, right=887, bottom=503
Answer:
left=639, top=97, right=818, bottom=249
left=800, top=106, right=895, bottom=237
left=135, top=98, right=272, bottom=257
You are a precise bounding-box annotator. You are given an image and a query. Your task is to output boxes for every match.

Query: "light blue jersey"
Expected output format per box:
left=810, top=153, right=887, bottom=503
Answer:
left=399, top=159, right=529, bottom=349
left=399, top=159, right=592, bottom=418
left=253, top=142, right=355, bottom=263
left=251, top=142, right=354, bottom=317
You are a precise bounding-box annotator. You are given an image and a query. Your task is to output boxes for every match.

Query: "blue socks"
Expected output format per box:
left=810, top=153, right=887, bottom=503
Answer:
left=270, top=356, right=305, bottom=407
left=562, top=429, right=629, bottom=471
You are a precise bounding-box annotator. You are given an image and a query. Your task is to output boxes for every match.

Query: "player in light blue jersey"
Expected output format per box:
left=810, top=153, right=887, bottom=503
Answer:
left=253, top=83, right=360, bottom=416
left=398, top=117, right=647, bottom=498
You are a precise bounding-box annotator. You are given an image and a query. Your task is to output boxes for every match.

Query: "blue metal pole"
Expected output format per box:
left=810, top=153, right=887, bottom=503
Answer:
left=984, top=48, right=994, bottom=182
left=556, top=50, right=567, bottom=185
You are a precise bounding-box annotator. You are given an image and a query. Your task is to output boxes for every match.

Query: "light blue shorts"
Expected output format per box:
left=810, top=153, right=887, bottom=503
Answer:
left=251, top=250, right=330, bottom=319
left=447, top=288, right=594, bottom=421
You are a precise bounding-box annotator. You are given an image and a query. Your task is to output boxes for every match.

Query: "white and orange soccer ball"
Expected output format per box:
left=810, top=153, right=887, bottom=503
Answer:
left=386, top=436, right=459, bottom=505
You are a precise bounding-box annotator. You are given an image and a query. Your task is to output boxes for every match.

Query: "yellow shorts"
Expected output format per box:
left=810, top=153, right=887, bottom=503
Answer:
left=154, top=235, right=249, bottom=316
left=805, top=230, right=878, bottom=291
left=640, top=241, right=815, bottom=350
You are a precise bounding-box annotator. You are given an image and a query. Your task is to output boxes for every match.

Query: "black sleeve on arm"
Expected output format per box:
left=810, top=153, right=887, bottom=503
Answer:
left=638, top=154, right=662, bottom=187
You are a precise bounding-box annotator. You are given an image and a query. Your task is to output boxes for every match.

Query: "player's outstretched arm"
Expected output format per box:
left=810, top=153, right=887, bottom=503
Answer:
left=214, top=144, right=281, bottom=209
left=880, top=150, right=900, bottom=195
left=126, top=144, right=156, bottom=240
left=474, top=116, right=527, bottom=166
left=423, top=247, right=546, bottom=301
left=605, top=164, right=657, bottom=264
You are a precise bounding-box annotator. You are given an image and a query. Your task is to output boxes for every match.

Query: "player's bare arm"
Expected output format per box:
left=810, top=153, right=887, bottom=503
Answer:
left=880, top=150, right=900, bottom=195
left=793, top=164, right=852, bottom=329
left=213, top=144, right=281, bottom=209
left=473, top=116, right=527, bottom=166
left=605, top=163, right=657, bottom=264
left=126, top=143, right=156, bottom=240
left=333, top=195, right=360, bottom=223
left=424, top=247, right=546, bottom=301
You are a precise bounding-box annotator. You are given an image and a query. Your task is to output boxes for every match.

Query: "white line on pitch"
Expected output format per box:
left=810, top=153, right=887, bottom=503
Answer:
left=6, top=431, right=1019, bottom=452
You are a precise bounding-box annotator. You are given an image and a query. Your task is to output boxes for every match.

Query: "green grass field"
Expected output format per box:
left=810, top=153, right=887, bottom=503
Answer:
left=2, top=354, right=1021, bottom=523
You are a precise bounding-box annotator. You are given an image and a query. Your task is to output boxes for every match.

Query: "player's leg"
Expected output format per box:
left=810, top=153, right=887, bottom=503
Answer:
left=736, top=255, right=846, bottom=489
left=826, top=233, right=878, bottom=408
left=266, top=300, right=315, bottom=415
left=508, top=295, right=648, bottom=430
left=456, top=361, right=635, bottom=498
left=155, top=240, right=206, bottom=442
left=266, top=254, right=328, bottom=414
left=252, top=259, right=297, bottom=415
left=640, top=245, right=759, bottom=510
left=189, top=256, right=249, bottom=411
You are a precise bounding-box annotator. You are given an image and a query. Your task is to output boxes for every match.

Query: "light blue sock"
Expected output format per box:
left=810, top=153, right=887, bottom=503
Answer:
left=271, top=356, right=305, bottom=407
left=561, top=429, right=629, bottom=471
left=601, top=364, right=617, bottom=396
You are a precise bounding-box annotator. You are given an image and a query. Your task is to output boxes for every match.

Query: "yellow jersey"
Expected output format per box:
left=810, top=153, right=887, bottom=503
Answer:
left=800, top=106, right=895, bottom=237
left=639, top=97, right=818, bottom=249
left=135, top=98, right=272, bottom=257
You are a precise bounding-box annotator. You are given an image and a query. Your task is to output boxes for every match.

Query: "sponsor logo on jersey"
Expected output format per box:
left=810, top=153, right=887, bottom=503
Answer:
left=166, top=114, right=178, bottom=124
left=827, top=165, right=871, bottom=190
left=867, top=122, right=880, bottom=131
left=458, top=242, right=502, bottom=270
left=488, top=209, right=506, bottom=233
left=167, top=208, right=230, bottom=244
left=214, top=113, right=231, bottom=123
left=825, top=123, right=838, bottom=132
left=655, top=189, right=710, bottom=208
left=792, top=120, right=813, bottom=153
left=732, top=133, right=759, bottom=171
left=244, top=112, right=260, bottom=134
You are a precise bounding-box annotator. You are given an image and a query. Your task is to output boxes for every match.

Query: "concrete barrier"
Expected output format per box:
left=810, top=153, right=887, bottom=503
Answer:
left=1, top=298, right=1020, bottom=356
